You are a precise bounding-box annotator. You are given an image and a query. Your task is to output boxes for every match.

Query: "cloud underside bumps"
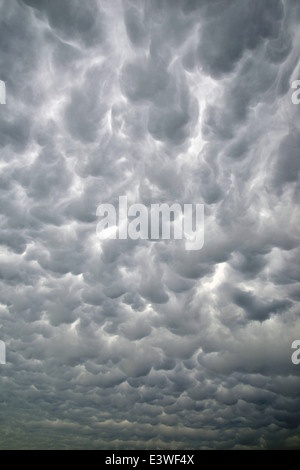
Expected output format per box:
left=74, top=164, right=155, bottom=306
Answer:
left=0, top=0, right=299, bottom=450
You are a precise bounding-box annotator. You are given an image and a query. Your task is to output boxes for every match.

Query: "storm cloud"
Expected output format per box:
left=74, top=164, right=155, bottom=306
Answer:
left=0, top=0, right=299, bottom=449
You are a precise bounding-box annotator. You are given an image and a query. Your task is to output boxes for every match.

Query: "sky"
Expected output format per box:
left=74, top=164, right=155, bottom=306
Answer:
left=0, top=0, right=299, bottom=450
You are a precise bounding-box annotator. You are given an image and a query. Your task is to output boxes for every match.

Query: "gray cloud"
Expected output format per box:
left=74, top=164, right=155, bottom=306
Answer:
left=0, top=0, right=299, bottom=450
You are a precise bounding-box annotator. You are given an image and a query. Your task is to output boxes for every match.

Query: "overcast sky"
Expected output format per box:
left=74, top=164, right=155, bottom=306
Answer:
left=0, top=0, right=299, bottom=450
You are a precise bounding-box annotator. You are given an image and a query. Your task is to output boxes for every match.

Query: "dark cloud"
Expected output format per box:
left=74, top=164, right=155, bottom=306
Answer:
left=0, top=0, right=299, bottom=450
left=231, top=286, right=292, bottom=322
left=197, top=0, right=284, bottom=77
left=22, top=0, right=104, bottom=47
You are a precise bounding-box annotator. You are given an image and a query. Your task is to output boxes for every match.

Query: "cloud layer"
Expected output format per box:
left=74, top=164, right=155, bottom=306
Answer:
left=0, top=0, right=299, bottom=449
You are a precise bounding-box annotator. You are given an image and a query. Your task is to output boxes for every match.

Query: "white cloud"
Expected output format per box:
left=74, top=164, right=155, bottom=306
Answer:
left=0, top=0, right=299, bottom=450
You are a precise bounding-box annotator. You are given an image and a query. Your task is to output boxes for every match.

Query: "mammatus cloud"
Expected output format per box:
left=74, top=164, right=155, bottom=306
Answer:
left=0, top=0, right=299, bottom=449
